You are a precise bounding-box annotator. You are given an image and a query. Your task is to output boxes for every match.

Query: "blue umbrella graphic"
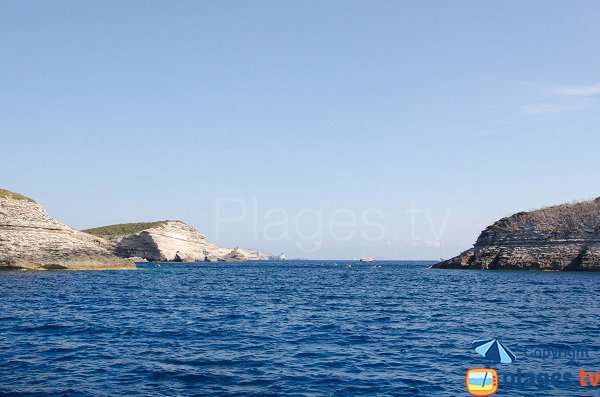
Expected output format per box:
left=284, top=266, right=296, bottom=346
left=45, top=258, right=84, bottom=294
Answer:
left=472, top=338, right=516, bottom=364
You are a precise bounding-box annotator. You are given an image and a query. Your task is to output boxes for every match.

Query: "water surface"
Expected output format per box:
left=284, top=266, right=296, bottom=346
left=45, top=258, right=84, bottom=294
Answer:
left=1, top=261, right=599, bottom=396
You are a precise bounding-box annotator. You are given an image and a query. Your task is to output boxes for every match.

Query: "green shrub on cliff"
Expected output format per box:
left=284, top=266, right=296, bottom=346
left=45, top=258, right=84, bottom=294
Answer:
left=83, top=221, right=175, bottom=237
left=0, top=189, right=36, bottom=203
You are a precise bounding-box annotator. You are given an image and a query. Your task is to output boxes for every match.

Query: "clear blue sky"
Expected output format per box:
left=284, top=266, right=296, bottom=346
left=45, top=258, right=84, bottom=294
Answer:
left=2, top=1, right=599, bottom=259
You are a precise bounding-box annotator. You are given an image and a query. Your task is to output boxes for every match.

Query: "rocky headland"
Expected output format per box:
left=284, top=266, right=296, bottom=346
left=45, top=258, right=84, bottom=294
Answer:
left=0, top=189, right=135, bottom=270
left=83, top=220, right=268, bottom=262
left=433, top=197, right=600, bottom=271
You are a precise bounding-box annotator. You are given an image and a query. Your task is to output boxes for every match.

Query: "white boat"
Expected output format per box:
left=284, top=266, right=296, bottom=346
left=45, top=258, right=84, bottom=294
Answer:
left=359, top=258, right=375, bottom=263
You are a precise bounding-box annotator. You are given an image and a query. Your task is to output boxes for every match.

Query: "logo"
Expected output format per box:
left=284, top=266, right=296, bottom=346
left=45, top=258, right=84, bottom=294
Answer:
left=466, top=368, right=498, bottom=396
left=472, top=338, right=516, bottom=364
left=580, top=369, right=600, bottom=387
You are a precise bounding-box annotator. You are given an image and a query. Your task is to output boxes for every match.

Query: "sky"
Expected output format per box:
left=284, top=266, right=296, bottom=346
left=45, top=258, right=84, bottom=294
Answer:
left=1, top=1, right=599, bottom=259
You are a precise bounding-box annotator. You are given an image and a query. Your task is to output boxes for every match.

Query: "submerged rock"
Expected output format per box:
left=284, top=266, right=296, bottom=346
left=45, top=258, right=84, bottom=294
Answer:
left=84, top=220, right=268, bottom=262
left=127, top=256, right=148, bottom=263
left=433, top=198, right=600, bottom=271
left=0, top=189, right=135, bottom=270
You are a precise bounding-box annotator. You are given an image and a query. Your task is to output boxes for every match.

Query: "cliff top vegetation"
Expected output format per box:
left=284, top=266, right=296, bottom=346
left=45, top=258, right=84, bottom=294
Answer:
left=491, top=197, right=600, bottom=234
left=0, top=189, right=36, bottom=203
left=83, top=221, right=179, bottom=237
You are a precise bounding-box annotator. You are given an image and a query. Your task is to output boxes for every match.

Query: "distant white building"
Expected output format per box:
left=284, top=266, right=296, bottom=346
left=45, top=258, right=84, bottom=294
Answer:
left=268, top=253, right=287, bottom=261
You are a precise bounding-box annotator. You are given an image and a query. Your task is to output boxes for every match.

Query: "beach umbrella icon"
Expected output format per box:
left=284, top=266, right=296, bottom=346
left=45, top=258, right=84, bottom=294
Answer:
left=472, top=339, right=516, bottom=364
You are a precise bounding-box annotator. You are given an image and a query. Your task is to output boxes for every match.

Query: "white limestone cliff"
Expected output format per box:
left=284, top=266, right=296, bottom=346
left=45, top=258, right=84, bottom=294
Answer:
left=84, top=220, right=269, bottom=262
left=0, top=190, right=135, bottom=270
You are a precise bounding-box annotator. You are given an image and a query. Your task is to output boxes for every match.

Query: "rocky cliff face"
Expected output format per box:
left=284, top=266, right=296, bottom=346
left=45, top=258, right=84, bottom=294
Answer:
left=85, top=220, right=268, bottom=262
left=433, top=198, right=600, bottom=271
left=0, top=191, right=135, bottom=270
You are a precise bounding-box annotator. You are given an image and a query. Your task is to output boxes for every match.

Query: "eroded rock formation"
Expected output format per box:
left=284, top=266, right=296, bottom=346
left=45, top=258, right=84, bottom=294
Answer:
left=433, top=197, right=600, bottom=271
left=84, top=220, right=268, bottom=262
left=0, top=190, right=135, bottom=270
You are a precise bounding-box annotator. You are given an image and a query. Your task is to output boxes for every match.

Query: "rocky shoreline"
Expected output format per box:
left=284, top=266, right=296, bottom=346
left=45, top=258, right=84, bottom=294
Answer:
left=0, top=189, right=268, bottom=270
left=0, top=190, right=134, bottom=271
left=433, top=197, right=600, bottom=271
left=84, top=220, right=268, bottom=263
left=5, top=188, right=600, bottom=271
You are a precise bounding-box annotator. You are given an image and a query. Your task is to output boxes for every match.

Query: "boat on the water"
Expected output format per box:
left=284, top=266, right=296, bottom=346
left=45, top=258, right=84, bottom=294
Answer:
left=359, top=258, right=375, bottom=263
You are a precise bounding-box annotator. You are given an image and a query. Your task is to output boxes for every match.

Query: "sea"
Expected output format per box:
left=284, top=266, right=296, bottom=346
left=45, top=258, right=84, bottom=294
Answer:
left=1, top=261, right=599, bottom=396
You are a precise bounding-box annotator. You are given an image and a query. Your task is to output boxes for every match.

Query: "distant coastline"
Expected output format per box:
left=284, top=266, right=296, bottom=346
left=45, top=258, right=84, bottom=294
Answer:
left=4, top=188, right=600, bottom=271
left=0, top=189, right=269, bottom=270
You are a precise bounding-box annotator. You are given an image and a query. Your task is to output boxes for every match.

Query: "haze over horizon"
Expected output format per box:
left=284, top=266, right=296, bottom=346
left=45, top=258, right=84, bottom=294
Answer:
left=2, top=1, right=599, bottom=259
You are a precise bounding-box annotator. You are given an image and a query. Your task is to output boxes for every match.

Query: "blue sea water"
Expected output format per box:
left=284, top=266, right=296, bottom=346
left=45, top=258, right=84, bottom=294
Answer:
left=1, top=261, right=600, bottom=396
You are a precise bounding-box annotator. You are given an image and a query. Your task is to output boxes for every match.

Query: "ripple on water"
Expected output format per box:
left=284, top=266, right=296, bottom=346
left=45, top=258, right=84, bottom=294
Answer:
left=1, top=261, right=600, bottom=396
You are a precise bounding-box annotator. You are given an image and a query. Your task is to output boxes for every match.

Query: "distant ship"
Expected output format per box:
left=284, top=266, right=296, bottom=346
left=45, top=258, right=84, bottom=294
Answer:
left=359, top=258, right=375, bottom=263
